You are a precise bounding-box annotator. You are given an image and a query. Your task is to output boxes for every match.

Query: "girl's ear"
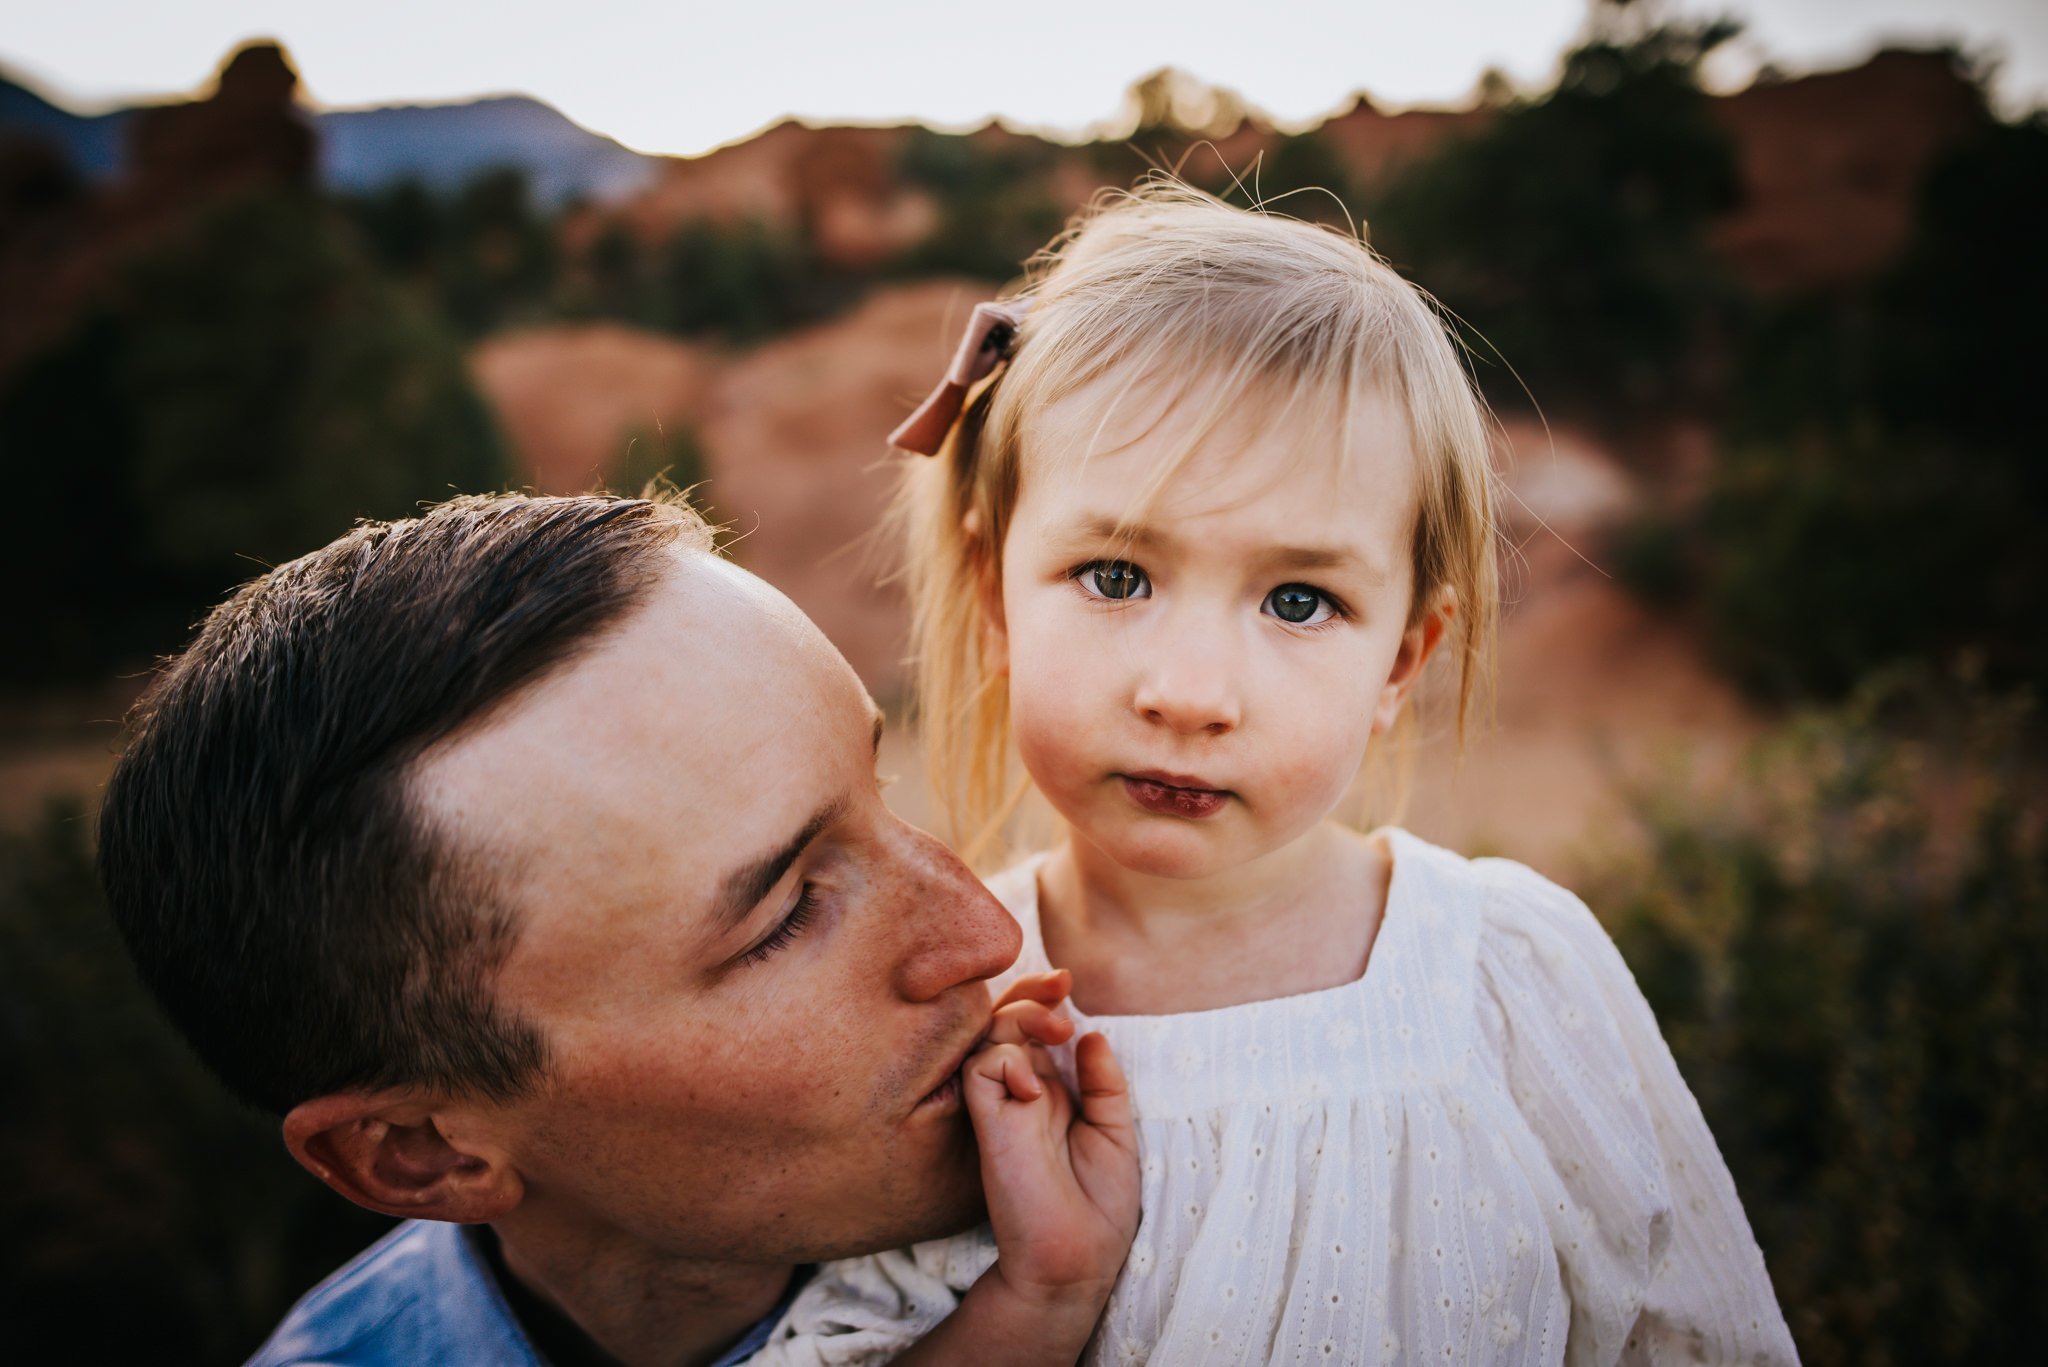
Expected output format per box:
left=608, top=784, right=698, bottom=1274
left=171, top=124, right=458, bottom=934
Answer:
left=1372, top=586, right=1455, bottom=735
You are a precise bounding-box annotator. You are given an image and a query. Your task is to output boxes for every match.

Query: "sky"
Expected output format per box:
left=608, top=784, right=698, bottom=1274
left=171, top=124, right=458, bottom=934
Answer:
left=4, top=0, right=2043, bottom=156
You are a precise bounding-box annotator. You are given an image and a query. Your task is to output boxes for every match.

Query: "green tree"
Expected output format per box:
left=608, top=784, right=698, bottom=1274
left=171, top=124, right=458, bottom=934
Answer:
left=344, top=176, right=441, bottom=276
left=440, top=167, right=558, bottom=333
left=579, top=219, right=646, bottom=323
left=341, top=169, right=558, bottom=334
left=1678, top=108, right=2041, bottom=700
left=0, top=189, right=510, bottom=682
left=657, top=217, right=820, bottom=340
left=894, top=129, right=1065, bottom=283
left=1370, top=15, right=1742, bottom=415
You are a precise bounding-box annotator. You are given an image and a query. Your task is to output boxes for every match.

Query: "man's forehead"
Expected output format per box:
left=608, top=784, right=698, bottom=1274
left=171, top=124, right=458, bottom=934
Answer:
left=411, top=553, right=870, bottom=868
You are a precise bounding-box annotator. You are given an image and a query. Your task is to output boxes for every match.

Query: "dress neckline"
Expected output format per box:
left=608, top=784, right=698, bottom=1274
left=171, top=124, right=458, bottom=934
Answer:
left=1014, top=825, right=1424, bottom=1031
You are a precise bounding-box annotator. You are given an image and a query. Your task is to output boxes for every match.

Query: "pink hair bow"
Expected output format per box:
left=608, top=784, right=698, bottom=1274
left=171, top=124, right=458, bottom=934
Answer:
left=888, top=299, right=1031, bottom=456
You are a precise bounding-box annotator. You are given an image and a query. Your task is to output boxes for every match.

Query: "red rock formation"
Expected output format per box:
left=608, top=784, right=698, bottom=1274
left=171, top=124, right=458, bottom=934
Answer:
left=569, top=119, right=938, bottom=270
left=125, top=42, right=314, bottom=200
left=1709, top=49, right=1987, bottom=293
left=1313, top=96, right=1489, bottom=188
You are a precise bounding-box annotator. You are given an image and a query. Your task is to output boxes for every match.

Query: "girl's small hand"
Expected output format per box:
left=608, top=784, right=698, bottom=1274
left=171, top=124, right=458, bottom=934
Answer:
left=889, top=1027, right=1136, bottom=1367
left=964, top=1018, right=1139, bottom=1316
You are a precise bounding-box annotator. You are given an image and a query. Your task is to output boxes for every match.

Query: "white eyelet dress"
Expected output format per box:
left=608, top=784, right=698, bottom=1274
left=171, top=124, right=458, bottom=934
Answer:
left=757, top=828, right=1797, bottom=1366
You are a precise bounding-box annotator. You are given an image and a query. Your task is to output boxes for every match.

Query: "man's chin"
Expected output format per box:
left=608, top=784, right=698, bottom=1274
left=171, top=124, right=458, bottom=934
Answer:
left=813, top=1123, right=988, bottom=1260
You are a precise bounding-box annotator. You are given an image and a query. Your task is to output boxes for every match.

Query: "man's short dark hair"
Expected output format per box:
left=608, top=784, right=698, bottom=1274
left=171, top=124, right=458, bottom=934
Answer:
left=97, top=492, right=712, bottom=1114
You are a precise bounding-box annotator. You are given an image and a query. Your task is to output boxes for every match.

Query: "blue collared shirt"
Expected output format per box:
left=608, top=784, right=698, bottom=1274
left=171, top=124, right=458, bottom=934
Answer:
left=247, top=1220, right=791, bottom=1366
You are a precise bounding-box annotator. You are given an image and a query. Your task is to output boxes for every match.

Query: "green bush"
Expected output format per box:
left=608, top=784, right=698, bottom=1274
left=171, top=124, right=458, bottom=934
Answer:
left=1587, top=677, right=2048, bottom=1363
left=1696, top=430, right=2036, bottom=699
left=0, top=799, right=393, bottom=1363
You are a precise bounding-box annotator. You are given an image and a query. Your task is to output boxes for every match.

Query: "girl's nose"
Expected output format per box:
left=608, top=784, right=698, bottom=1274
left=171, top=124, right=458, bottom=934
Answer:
left=1132, top=646, right=1242, bottom=736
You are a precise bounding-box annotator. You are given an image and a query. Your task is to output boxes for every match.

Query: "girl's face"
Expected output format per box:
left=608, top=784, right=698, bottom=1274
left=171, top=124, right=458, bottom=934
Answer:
left=993, top=370, right=1444, bottom=882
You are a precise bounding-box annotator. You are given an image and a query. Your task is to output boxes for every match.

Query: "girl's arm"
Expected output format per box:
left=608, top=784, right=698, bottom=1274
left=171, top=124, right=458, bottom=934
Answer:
left=1481, top=862, right=1799, bottom=1365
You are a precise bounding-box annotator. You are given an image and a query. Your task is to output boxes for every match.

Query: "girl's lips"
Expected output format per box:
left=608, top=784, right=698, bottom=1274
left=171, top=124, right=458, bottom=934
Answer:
left=1121, top=774, right=1230, bottom=819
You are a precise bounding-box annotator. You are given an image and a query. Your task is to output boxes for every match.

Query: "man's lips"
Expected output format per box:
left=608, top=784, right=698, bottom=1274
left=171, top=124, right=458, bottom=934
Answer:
left=913, top=1025, right=988, bottom=1114
left=915, top=1073, right=963, bottom=1113
left=1120, top=770, right=1233, bottom=819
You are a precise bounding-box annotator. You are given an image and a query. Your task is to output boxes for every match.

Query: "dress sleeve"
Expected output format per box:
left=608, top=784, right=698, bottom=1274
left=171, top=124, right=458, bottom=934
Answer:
left=747, top=1228, right=998, bottom=1365
left=1474, top=860, right=1799, bottom=1366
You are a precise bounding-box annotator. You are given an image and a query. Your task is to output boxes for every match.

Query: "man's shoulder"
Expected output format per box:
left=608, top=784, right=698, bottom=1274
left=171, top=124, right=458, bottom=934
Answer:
left=245, top=1220, right=541, bottom=1367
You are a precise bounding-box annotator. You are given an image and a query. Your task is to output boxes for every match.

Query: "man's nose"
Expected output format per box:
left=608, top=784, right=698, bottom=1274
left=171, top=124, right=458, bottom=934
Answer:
left=1131, top=612, right=1242, bottom=736
left=889, top=821, right=1022, bottom=1002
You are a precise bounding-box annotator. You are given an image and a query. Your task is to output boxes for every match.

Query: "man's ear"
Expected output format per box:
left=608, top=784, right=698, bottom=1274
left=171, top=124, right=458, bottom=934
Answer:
left=1372, top=587, right=1456, bottom=736
left=283, top=1090, right=524, bottom=1224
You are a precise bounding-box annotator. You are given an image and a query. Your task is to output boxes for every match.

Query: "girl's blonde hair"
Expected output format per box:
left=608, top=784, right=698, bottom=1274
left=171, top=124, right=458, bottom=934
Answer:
left=902, top=181, right=1499, bottom=855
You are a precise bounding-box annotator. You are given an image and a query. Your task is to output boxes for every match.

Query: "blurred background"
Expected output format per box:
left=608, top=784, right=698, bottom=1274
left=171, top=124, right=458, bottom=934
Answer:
left=1, top=0, right=2042, bottom=1360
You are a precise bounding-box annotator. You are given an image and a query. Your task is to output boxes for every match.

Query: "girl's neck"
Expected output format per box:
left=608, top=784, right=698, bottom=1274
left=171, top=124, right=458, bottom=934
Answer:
left=1036, top=821, right=1393, bottom=1017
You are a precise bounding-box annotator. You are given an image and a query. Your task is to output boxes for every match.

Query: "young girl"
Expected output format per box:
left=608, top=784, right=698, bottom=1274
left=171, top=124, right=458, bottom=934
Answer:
left=762, top=185, right=1796, bottom=1364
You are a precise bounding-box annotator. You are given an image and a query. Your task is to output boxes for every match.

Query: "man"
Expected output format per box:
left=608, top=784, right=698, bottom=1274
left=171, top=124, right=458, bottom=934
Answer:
left=96, top=492, right=1134, bottom=1367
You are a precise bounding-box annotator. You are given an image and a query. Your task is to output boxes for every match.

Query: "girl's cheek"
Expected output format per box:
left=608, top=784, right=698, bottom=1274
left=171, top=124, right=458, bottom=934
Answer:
left=1272, top=709, right=1376, bottom=800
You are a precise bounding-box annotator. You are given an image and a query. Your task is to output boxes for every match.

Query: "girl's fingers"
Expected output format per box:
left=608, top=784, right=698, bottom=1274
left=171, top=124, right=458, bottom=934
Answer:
left=986, top=999, right=1076, bottom=1048
left=967, top=1041, right=1044, bottom=1103
left=1073, top=1032, right=1135, bottom=1140
left=991, top=968, right=1072, bottom=1012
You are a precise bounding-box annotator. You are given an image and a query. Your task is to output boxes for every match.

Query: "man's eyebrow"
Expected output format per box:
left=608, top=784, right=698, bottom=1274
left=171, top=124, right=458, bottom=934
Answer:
left=711, top=795, right=848, bottom=937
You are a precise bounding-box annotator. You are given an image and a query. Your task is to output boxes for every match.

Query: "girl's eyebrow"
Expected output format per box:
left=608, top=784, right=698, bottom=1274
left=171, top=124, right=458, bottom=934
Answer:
left=1057, top=514, right=1166, bottom=550
left=1056, top=514, right=1386, bottom=580
left=1265, top=544, right=1374, bottom=574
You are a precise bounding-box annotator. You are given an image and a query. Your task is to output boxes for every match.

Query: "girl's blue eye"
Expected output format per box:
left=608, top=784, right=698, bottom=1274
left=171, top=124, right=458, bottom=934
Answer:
left=1076, top=561, right=1150, bottom=601
left=1265, top=584, right=1336, bottom=626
